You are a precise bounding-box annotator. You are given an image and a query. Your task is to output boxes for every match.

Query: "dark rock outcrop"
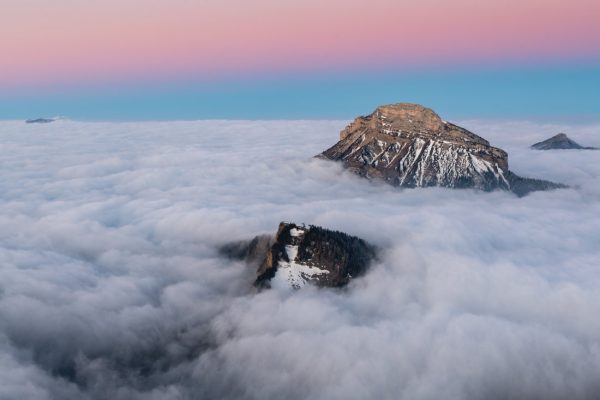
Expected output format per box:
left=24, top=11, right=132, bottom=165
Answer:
left=255, top=223, right=377, bottom=289
left=531, top=133, right=598, bottom=150
left=318, top=103, right=566, bottom=196
left=220, top=223, right=377, bottom=289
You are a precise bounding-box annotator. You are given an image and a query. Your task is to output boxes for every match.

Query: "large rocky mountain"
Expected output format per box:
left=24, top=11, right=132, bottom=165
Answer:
left=221, top=222, right=377, bottom=289
left=318, top=103, right=566, bottom=196
left=531, top=133, right=598, bottom=150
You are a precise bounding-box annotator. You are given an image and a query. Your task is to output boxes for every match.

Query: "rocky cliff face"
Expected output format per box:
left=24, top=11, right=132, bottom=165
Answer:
left=219, top=234, right=273, bottom=265
left=531, top=133, right=598, bottom=150
left=255, top=223, right=377, bottom=289
left=318, top=103, right=566, bottom=196
left=220, top=223, right=377, bottom=289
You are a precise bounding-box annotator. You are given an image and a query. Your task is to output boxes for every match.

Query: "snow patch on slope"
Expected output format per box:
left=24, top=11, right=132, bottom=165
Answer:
left=271, top=227, right=330, bottom=290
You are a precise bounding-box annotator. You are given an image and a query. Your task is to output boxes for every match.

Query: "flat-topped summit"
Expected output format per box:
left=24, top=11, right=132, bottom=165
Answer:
left=369, top=103, right=445, bottom=133
left=531, top=133, right=598, bottom=150
left=341, top=103, right=490, bottom=146
left=319, top=103, right=566, bottom=196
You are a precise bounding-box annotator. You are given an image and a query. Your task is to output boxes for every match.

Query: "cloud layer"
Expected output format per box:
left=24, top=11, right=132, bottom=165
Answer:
left=1, top=119, right=600, bottom=399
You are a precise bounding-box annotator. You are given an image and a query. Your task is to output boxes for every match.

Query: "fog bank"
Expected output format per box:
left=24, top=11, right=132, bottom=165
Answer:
left=1, top=119, right=600, bottom=399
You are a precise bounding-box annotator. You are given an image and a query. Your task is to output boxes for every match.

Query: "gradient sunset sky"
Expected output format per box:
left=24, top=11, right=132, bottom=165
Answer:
left=1, top=0, right=599, bottom=120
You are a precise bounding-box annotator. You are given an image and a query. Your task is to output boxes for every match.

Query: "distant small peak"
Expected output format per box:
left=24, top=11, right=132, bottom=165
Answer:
left=530, top=132, right=596, bottom=150
left=25, top=116, right=64, bottom=124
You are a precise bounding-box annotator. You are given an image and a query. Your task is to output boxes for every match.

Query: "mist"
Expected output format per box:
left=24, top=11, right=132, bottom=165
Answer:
left=1, top=119, right=600, bottom=400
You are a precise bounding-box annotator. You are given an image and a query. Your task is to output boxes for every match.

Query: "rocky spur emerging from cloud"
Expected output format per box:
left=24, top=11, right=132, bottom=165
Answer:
left=318, top=103, right=567, bottom=196
left=221, top=222, right=377, bottom=289
left=1, top=119, right=600, bottom=399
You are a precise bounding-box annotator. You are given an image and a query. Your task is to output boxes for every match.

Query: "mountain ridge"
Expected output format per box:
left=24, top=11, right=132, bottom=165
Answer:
left=318, top=103, right=566, bottom=196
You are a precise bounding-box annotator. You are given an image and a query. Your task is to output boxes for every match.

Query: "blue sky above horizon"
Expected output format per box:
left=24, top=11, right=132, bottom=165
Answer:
left=2, top=64, right=599, bottom=121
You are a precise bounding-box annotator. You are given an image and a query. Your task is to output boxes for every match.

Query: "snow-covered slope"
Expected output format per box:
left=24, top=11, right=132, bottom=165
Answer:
left=269, top=227, right=330, bottom=289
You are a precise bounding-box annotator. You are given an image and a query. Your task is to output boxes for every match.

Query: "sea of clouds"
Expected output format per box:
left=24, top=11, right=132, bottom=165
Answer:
left=1, top=118, right=600, bottom=400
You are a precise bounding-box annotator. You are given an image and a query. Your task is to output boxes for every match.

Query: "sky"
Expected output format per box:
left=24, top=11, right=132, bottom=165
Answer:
left=1, top=0, right=600, bottom=119
left=1, top=119, right=600, bottom=399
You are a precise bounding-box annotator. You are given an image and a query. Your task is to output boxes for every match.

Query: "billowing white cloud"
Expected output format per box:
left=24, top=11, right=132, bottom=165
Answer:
left=0, top=119, right=599, bottom=399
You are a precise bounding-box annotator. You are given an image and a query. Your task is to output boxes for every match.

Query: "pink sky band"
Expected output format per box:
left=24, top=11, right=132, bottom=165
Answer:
left=1, top=0, right=599, bottom=87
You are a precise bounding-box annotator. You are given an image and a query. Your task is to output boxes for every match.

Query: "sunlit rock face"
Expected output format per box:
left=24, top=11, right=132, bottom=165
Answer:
left=319, top=103, right=565, bottom=196
left=254, top=222, right=377, bottom=290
